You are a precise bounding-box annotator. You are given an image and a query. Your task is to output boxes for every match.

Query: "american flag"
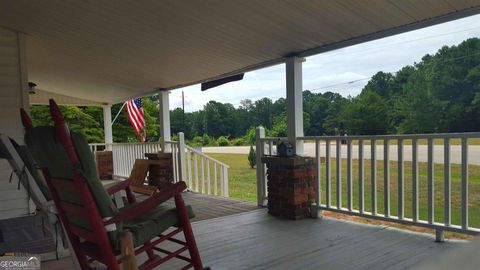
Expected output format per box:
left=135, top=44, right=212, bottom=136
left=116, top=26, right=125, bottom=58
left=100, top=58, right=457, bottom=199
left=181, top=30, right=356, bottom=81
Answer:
left=126, top=98, right=145, bottom=139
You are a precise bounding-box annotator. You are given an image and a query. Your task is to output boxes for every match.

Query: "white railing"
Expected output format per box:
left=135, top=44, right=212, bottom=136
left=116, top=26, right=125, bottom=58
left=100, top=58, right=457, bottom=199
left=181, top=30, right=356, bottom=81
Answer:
left=184, top=145, right=229, bottom=197
left=89, top=132, right=229, bottom=197
left=109, top=141, right=167, bottom=180
left=254, top=126, right=284, bottom=206
left=89, top=143, right=106, bottom=153
left=256, top=126, right=480, bottom=238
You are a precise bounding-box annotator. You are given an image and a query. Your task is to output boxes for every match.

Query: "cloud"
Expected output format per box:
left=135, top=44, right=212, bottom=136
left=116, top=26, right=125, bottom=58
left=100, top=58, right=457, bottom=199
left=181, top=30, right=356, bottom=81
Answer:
left=171, top=14, right=480, bottom=112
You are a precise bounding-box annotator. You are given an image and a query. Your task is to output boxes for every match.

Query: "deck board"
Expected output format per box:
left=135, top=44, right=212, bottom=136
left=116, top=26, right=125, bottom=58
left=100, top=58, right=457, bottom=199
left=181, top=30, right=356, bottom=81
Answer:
left=1, top=191, right=259, bottom=269
left=143, top=191, right=259, bottom=222
left=162, top=210, right=462, bottom=270
left=41, top=205, right=465, bottom=269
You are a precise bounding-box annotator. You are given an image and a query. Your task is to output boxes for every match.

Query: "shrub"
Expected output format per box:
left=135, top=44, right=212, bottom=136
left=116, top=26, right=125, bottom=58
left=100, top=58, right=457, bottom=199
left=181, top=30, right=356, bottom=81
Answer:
left=243, top=127, right=257, bottom=145
left=191, top=136, right=203, bottom=147
left=232, top=138, right=246, bottom=146
left=208, top=139, right=219, bottom=146
left=248, top=145, right=256, bottom=168
left=217, top=136, right=230, bottom=146
left=202, top=134, right=212, bottom=146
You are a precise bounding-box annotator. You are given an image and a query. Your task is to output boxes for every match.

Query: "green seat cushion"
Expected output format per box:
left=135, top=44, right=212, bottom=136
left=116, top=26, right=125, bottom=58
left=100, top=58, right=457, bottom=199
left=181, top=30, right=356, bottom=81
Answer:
left=0, top=136, right=52, bottom=201
left=25, top=126, right=195, bottom=251
left=15, top=144, right=52, bottom=201
left=24, top=127, right=74, bottom=179
left=25, top=126, right=117, bottom=219
left=113, top=204, right=195, bottom=252
left=70, top=132, right=117, bottom=218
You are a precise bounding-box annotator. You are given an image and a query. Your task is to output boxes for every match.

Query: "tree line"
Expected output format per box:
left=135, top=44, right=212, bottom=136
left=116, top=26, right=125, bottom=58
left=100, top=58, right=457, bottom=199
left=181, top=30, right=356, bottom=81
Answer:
left=30, top=38, right=480, bottom=144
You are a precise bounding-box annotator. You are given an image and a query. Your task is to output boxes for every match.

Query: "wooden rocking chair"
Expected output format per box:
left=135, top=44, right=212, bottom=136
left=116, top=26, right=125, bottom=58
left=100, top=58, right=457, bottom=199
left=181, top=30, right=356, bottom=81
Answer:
left=0, top=134, right=71, bottom=261
left=21, top=99, right=207, bottom=270
left=128, top=158, right=175, bottom=195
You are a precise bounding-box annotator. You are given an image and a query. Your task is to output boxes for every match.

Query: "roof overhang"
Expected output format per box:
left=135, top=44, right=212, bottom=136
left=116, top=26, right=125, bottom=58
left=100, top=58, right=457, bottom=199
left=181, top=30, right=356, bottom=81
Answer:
left=1, top=0, right=479, bottom=105
left=29, top=89, right=103, bottom=107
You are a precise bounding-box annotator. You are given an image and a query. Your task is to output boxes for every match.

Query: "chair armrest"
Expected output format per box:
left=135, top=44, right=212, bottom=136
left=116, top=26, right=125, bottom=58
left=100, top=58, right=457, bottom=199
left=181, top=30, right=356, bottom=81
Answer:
left=107, top=178, right=137, bottom=204
left=107, top=178, right=133, bottom=195
left=105, top=181, right=186, bottom=225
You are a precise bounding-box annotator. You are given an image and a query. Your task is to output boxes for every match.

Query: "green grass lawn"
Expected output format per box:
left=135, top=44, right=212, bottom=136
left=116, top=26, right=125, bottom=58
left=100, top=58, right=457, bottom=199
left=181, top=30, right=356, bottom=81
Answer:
left=208, top=153, right=257, bottom=202
left=207, top=153, right=480, bottom=228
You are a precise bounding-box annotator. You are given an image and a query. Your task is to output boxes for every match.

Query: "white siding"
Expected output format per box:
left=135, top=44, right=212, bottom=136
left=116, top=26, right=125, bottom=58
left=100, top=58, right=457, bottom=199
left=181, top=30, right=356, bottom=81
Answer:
left=0, top=26, right=32, bottom=220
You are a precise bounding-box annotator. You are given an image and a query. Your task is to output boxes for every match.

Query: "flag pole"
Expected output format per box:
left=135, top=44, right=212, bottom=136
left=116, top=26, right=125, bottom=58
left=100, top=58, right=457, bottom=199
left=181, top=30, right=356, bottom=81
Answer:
left=111, top=101, right=127, bottom=125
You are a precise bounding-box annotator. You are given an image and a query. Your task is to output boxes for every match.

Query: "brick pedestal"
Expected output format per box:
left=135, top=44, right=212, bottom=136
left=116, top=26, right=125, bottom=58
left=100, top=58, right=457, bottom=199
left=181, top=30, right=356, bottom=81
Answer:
left=262, top=156, right=316, bottom=220
left=95, top=151, right=113, bottom=180
left=144, top=153, right=173, bottom=187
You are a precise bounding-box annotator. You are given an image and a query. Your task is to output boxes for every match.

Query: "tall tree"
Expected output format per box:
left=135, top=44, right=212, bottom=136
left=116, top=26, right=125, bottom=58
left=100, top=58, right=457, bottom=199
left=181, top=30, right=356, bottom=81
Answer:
left=251, top=98, right=273, bottom=129
left=30, top=105, right=104, bottom=143
left=204, top=101, right=236, bottom=138
left=342, top=90, right=388, bottom=135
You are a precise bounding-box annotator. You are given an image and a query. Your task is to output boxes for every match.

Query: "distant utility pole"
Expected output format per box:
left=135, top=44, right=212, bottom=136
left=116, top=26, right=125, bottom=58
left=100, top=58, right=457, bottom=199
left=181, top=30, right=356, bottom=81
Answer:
left=182, top=91, right=185, bottom=131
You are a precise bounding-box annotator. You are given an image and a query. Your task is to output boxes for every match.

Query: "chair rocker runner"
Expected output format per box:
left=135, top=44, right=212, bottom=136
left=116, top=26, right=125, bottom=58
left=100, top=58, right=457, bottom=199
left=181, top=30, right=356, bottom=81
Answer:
left=21, top=99, right=207, bottom=270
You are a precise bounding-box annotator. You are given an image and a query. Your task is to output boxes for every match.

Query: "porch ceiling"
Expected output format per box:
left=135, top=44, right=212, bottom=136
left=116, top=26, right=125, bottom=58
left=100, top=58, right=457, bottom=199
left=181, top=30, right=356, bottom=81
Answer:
left=1, top=1, right=480, bottom=105
left=29, top=89, right=102, bottom=107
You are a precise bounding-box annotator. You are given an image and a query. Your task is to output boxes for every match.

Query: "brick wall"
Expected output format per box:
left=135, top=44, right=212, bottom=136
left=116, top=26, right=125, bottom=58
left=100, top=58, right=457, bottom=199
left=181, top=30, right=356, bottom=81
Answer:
left=95, top=151, right=113, bottom=180
left=263, top=156, right=316, bottom=220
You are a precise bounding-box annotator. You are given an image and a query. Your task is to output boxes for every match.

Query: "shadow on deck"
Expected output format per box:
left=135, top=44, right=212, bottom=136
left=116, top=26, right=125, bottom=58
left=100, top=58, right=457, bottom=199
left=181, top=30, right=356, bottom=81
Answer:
left=3, top=193, right=467, bottom=270
left=0, top=192, right=259, bottom=268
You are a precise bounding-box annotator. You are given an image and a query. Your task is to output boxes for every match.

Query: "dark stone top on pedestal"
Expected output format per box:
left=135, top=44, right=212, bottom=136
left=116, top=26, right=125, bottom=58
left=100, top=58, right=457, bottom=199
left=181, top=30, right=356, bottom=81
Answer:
left=145, top=152, right=172, bottom=160
left=261, top=155, right=314, bottom=168
left=144, top=152, right=173, bottom=186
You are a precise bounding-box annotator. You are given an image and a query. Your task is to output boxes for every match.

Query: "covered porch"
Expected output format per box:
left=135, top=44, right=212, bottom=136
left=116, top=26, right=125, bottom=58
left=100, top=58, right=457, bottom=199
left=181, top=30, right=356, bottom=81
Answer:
left=43, top=209, right=464, bottom=270
left=1, top=1, right=480, bottom=269
left=0, top=192, right=259, bottom=259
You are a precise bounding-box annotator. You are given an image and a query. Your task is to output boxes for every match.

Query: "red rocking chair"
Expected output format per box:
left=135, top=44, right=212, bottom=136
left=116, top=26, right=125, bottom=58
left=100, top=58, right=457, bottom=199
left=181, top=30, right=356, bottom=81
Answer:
left=21, top=99, right=207, bottom=270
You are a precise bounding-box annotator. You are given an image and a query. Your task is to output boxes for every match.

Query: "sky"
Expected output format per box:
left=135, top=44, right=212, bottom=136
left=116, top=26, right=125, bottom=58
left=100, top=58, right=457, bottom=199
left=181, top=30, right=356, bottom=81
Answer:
left=170, top=14, right=480, bottom=112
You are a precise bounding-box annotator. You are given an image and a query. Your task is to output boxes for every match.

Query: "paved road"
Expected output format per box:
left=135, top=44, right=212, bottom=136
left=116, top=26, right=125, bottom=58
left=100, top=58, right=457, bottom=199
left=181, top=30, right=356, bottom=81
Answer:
left=202, top=143, right=480, bottom=165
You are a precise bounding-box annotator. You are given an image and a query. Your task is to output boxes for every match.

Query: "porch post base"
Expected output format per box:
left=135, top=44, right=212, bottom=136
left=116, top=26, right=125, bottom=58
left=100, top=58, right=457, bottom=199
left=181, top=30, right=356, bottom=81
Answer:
left=435, top=229, right=445, bottom=242
left=261, top=197, right=268, bottom=207
left=262, top=156, right=315, bottom=220
left=310, top=203, right=322, bottom=219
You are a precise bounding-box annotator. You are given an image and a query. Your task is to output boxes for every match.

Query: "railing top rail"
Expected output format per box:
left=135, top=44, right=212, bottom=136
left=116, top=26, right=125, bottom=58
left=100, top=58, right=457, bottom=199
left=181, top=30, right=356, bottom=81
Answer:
left=185, top=145, right=230, bottom=168
left=260, top=137, right=286, bottom=142
left=104, top=142, right=163, bottom=146
left=89, top=141, right=179, bottom=146
left=298, top=132, right=480, bottom=141
left=89, top=142, right=229, bottom=167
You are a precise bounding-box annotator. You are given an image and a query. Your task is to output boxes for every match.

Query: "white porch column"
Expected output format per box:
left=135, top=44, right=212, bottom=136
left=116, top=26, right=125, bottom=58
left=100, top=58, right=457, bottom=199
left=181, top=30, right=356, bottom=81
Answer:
left=255, top=126, right=267, bottom=206
left=285, top=57, right=305, bottom=155
left=102, top=104, right=113, bottom=150
left=177, top=132, right=186, bottom=182
left=158, top=90, right=171, bottom=152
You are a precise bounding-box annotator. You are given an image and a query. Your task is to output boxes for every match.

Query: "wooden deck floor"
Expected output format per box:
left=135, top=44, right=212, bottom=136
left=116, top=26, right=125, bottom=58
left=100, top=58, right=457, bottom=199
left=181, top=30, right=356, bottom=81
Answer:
left=1, top=191, right=259, bottom=269
left=43, top=209, right=465, bottom=270
left=163, top=210, right=464, bottom=270
left=149, top=191, right=260, bottom=222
